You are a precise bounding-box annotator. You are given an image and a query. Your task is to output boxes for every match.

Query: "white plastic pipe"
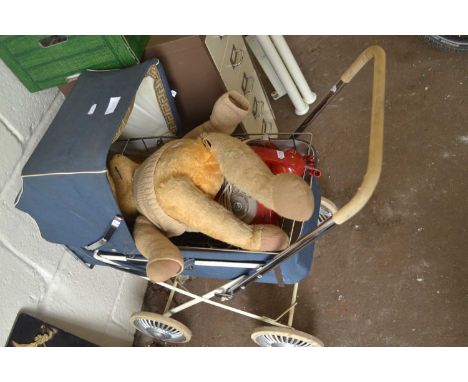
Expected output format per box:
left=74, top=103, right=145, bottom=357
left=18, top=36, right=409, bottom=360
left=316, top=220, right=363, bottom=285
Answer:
left=256, top=35, right=309, bottom=116
left=271, top=35, right=317, bottom=105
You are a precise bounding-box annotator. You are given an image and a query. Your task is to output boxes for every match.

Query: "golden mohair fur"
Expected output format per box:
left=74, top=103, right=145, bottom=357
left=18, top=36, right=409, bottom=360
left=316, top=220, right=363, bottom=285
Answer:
left=109, top=91, right=313, bottom=283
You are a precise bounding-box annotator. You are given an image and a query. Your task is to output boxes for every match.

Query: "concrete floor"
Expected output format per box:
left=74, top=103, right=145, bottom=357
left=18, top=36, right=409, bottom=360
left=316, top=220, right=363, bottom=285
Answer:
left=134, top=36, right=468, bottom=346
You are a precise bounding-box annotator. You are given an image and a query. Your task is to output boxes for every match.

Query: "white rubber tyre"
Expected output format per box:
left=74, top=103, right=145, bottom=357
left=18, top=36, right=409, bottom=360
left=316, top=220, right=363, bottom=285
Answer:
left=130, top=311, right=192, bottom=343
left=251, top=326, right=324, bottom=347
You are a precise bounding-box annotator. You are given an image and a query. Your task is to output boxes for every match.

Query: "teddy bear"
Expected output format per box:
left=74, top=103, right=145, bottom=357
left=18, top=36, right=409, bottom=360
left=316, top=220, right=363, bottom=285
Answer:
left=109, top=91, right=314, bottom=283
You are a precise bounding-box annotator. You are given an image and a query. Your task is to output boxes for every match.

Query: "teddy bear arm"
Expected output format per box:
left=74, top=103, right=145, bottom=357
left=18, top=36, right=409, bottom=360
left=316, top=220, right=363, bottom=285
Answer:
left=156, top=175, right=288, bottom=251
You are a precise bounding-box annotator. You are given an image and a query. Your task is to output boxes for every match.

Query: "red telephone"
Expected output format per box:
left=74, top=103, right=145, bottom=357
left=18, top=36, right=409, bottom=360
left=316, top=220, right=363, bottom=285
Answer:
left=250, top=142, right=321, bottom=178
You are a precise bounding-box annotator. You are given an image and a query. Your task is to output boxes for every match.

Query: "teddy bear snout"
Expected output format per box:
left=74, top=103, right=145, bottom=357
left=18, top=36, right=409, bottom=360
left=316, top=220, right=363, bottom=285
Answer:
left=227, top=90, right=250, bottom=112
left=210, top=91, right=250, bottom=134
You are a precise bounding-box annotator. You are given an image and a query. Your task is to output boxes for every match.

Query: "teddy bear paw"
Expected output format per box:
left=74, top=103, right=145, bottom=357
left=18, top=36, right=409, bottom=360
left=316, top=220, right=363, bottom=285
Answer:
left=254, top=224, right=289, bottom=252
left=272, top=173, right=314, bottom=221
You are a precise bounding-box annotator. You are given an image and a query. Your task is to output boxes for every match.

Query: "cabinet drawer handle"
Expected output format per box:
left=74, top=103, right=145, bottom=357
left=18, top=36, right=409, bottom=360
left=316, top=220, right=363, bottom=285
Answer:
left=230, top=44, right=244, bottom=68
left=253, top=97, right=264, bottom=119
left=262, top=119, right=273, bottom=134
left=241, top=72, right=254, bottom=95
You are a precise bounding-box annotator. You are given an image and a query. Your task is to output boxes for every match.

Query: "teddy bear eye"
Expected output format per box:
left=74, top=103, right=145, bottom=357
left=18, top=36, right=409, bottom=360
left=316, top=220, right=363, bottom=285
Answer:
left=114, top=167, right=123, bottom=180
left=202, top=138, right=212, bottom=149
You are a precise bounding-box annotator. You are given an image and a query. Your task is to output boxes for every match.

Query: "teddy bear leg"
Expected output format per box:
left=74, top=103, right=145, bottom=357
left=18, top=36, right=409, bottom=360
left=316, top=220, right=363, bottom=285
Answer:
left=133, top=216, right=184, bottom=283
left=202, top=132, right=314, bottom=221
left=157, top=176, right=289, bottom=251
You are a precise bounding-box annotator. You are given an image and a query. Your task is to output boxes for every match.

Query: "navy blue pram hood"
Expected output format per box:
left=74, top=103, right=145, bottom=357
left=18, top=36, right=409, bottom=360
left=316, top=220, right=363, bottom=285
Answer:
left=16, top=59, right=179, bottom=255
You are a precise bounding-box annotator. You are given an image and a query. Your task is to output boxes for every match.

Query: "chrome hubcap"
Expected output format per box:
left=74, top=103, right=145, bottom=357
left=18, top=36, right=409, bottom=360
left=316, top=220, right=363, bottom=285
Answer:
left=133, top=318, right=186, bottom=343
left=318, top=201, right=336, bottom=224
left=255, top=334, right=314, bottom=347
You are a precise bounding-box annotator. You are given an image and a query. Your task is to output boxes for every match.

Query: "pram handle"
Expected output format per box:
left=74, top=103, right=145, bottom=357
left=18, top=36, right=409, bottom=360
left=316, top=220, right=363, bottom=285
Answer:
left=332, top=45, right=386, bottom=225
left=219, top=46, right=386, bottom=299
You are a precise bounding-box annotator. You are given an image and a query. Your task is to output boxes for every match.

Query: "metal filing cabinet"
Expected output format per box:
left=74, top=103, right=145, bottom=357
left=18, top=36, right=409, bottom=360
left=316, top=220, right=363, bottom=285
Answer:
left=205, top=35, right=278, bottom=135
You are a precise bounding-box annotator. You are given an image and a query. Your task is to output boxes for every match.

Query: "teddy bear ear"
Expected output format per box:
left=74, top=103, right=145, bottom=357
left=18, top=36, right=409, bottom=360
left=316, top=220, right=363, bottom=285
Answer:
left=108, top=154, right=140, bottom=221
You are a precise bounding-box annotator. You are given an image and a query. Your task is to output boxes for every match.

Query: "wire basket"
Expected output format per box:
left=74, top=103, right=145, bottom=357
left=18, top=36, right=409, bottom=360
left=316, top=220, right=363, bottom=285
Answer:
left=110, top=132, right=317, bottom=252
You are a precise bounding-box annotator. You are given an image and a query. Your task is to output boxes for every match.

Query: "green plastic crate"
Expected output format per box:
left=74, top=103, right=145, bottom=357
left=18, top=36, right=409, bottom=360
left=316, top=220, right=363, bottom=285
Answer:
left=0, top=35, right=149, bottom=92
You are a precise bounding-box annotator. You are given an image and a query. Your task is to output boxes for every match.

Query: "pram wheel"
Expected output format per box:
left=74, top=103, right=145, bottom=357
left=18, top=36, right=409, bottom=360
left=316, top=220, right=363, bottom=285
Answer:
left=251, top=326, right=324, bottom=347
left=318, top=197, right=338, bottom=224
left=130, top=312, right=192, bottom=343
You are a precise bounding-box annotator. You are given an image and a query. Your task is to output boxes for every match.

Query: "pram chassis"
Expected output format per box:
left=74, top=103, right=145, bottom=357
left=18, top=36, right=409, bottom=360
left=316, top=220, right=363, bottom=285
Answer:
left=125, top=45, right=386, bottom=346
left=17, top=45, right=385, bottom=346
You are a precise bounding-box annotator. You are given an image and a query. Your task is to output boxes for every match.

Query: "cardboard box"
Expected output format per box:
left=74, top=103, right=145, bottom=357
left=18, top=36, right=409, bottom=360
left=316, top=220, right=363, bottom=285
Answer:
left=144, top=36, right=226, bottom=134
left=0, top=35, right=149, bottom=92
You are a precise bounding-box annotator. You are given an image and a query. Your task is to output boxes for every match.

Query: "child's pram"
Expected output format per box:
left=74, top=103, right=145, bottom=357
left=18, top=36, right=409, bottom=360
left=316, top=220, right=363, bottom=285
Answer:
left=16, top=46, right=386, bottom=346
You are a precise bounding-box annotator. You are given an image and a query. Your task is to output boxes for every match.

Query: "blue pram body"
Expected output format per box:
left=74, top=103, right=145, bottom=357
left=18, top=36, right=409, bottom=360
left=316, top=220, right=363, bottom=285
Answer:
left=16, top=60, right=321, bottom=285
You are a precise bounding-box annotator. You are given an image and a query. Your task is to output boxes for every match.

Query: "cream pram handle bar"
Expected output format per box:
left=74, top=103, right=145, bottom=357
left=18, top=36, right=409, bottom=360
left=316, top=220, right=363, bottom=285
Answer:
left=333, top=45, right=386, bottom=224
left=220, top=46, right=386, bottom=298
